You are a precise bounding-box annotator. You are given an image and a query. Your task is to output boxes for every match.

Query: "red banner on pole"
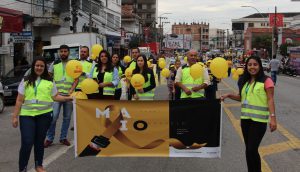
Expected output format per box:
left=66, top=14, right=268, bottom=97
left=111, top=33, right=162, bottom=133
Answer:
left=0, top=7, right=23, bottom=33
left=269, top=13, right=284, bottom=27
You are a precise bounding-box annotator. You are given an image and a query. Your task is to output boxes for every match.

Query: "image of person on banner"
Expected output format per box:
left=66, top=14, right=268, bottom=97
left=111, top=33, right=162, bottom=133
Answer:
left=12, top=58, right=73, bottom=172
left=221, top=56, right=277, bottom=172
left=175, top=49, right=210, bottom=100
left=112, top=53, right=125, bottom=100
left=88, top=50, right=119, bottom=100
left=130, top=54, right=156, bottom=100
left=45, top=45, right=78, bottom=148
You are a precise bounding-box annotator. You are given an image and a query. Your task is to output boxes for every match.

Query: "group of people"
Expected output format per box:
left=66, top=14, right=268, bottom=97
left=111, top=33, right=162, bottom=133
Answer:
left=11, top=44, right=277, bottom=172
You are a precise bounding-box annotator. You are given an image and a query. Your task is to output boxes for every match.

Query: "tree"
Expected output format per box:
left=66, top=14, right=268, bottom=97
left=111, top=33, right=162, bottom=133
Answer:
left=252, top=35, right=272, bottom=56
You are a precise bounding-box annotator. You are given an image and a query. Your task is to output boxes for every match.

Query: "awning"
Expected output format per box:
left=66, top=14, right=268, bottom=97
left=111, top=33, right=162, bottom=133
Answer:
left=0, top=7, right=23, bottom=33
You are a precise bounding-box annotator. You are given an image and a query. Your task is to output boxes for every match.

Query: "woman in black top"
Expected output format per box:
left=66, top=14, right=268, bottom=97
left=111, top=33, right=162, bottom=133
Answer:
left=88, top=50, right=119, bottom=99
left=130, top=54, right=156, bottom=100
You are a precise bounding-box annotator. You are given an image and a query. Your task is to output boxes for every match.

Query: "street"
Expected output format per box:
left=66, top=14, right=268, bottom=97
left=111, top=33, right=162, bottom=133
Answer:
left=0, top=75, right=299, bottom=172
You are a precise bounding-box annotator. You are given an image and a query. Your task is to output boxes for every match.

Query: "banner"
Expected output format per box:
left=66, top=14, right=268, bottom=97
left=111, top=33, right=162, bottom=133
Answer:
left=269, top=13, right=284, bottom=27
left=74, top=100, right=221, bottom=158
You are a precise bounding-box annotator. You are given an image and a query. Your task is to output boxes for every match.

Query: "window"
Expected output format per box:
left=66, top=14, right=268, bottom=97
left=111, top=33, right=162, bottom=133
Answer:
left=82, top=0, right=101, bottom=15
left=115, top=16, right=120, bottom=28
left=146, top=14, right=151, bottom=19
left=107, top=13, right=114, bottom=28
left=248, top=23, right=254, bottom=27
left=138, top=4, right=142, bottom=9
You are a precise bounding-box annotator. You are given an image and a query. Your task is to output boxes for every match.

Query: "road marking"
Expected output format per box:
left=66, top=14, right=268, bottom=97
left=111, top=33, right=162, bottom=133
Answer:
left=277, top=124, right=300, bottom=150
left=260, top=141, right=292, bottom=157
left=28, top=142, right=74, bottom=172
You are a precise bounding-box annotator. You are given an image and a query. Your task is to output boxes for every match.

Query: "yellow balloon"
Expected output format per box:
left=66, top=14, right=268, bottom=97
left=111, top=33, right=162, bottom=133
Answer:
left=159, top=58, right=165, bottom=62
left=158, top=60, right=166, bottom=69
left=198, top=62, right=205, bottom=67
left=222, top=72, right=228, bottom=78
left=190, top=64, right=204, bottom=80
left=125, top=68, right=133, bottom=79
left=184, top=56, right=188, bottom=62
left=231, top=68, right=237, bottom=74
left=124, top=55, right=131, bottom=63
left=161, top=68, right=170, bottom=78
left=81, top=78, right=99, bottom=94
left=210, top=57, right=228, bottom=78
left=237, top=68, right=244, bottom=75
left=91, top=44, right=103, bottom=56
left=130, top=74, right=145, bottom=89
left=232, top=74, right=239, bottom=81
left=147, top=61, right=151, bottom=67
left=66, top=60, right=83, bottom=79
left=90, top=54, right=97, bottom=60
left=71, top=91, right=88, bottom=99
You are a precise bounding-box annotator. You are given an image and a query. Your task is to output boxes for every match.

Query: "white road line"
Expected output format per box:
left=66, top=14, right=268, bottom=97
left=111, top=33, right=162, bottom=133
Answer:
left=28, top=141, right=74, bottom=172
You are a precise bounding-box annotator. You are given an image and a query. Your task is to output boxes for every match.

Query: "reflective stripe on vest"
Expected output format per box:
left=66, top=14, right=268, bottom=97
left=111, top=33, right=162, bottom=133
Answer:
left=180, top=66, right=205, bottom=99
left=53, top=61, right=74, bottom=94
left=241, top=81, right=269, bottom=123
left=137, top=73, right=155, bottom=100
left=103, top=71, right=115, bottom=95
left=20, top=80, right=54, bottom=116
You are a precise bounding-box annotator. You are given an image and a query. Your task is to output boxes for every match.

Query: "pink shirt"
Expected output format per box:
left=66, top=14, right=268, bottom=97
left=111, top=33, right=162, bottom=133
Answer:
left=264, top=78, right=274, bottom=89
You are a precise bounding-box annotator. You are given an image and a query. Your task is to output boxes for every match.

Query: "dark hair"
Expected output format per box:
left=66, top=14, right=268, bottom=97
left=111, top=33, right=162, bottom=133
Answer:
left=272, top=55, right=276, bottom=59
left=133, top=54, right=150, bottom=82
left=131, top=47, right=140, bottom=53
left=81, top=46, right=89, bottom=53
left=112, top=53, right=121, bottom=67
left=59, top=44, right=69, bottom=51
left=238, top=56, right=267, bottom=94
left=25, top=57, right=52, bottom=87
left=97, top=50, right=113, bottom=72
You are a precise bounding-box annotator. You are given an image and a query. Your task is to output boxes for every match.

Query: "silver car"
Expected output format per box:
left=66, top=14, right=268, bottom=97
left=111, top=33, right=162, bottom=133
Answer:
left=0, top=82, right=4, bottom=113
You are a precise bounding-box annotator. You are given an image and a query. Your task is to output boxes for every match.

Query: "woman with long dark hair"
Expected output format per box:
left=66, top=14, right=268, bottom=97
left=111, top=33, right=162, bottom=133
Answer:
left=130, top=54, right=156, bottom=100
left=12, top=58, right=72, bottom=172
left=89, top=50, right=119, bottom=99
left=221, top=56, right=277, bottom=172
left=111, top=53, right=125, bottom=100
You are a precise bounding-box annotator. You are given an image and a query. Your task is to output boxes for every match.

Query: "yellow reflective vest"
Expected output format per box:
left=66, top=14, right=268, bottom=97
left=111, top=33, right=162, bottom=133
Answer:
left=77, top=60, right=92, bottom=89
left=136, top=73, right=155, bottom=100
left=53, top=61, right=74, bottom=94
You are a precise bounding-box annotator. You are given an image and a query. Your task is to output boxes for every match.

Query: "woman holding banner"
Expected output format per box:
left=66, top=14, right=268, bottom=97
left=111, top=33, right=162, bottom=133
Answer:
left=12, top=58, right=72, bottom=172
left=130, top=54, right=156, bottom=100
left=221, top=56, right=277, bottom=172
left=89, top=50, right=119, bottom=99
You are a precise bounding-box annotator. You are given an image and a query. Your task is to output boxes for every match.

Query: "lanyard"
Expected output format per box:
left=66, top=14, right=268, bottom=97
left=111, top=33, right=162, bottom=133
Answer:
left=34, top=79, right=42, bottom=97
left=62, top=63, right=65, bottom=78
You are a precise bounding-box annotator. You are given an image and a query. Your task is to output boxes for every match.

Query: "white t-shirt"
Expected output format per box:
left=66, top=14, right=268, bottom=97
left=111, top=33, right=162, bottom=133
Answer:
left=18, top=78, right=58, bottom=96
left=269, top=59, right=280, bottom=72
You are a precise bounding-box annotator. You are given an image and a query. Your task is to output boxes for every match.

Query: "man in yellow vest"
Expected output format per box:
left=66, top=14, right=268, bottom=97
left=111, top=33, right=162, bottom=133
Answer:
left=76, top=46, right=93, bottom=91
left=175, top=49, right=210, bottom=99
left=45, top=45, right=78, bottom=147
left=127, top=47, right=140, bottom=69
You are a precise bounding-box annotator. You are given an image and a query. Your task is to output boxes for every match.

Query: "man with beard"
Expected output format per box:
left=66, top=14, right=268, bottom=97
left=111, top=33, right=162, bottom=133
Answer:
left=175, top=50, right=210, bottom=99
left=76, top=46, right=93, bottom=91
left=128, top=47, right=140, bottom=69
left=45, top=45, right=78, bottom=147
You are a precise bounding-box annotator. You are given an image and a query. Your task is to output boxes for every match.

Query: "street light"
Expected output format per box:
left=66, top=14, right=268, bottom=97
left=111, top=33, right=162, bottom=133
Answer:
left=241, top=5, right=268, bottom=19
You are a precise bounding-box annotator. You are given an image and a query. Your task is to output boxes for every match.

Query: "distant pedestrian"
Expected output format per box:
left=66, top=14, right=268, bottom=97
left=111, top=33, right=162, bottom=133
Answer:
left=269, top=55, right=280, bottom=85
left=221, top=56, right=277, bottom=172
left=12, top=58, right=72, bottom=172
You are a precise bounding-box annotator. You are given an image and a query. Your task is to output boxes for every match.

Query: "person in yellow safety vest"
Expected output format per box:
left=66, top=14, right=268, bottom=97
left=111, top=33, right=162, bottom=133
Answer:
left=12, top=58, right=73, bottom=172
left=45, top=45, right=78, bottom=148
left=127, top=47, right=140, bottom=69
left=175, top=49, right=210, bottom=99
left=130, top=54, right=156, bottom=100
left=221, top=56, right=277, bottom=172
left=112, top=53, right=125, bottom=100
left=76, top=46, right=93, bottom=91
left=88, top=50, right=119, bottom=99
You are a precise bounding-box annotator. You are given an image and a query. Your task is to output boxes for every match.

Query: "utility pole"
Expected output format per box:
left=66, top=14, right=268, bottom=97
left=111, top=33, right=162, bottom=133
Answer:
left=272, top=6, right=278, bottom=58
left=88, top=0, right=92, bottom=33
left=71, top=0, right=79, bottom=33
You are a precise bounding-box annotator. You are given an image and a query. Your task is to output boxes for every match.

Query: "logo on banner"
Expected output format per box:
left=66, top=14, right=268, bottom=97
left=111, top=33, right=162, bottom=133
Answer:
left=269, top=13, right=284, bottom=27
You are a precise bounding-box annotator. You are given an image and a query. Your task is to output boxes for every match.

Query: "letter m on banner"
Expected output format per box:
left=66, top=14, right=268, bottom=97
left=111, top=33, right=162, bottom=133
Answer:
left=269, top=13, right=284, bottom=27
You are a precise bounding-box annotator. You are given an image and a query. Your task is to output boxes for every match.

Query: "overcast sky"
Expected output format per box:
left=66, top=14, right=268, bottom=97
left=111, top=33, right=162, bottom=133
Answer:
left=158, top=0, right=300, bottom=34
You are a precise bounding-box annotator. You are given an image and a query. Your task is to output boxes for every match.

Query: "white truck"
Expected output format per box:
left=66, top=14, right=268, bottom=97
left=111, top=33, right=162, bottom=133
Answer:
left=42, top=32, right=106, bottom=63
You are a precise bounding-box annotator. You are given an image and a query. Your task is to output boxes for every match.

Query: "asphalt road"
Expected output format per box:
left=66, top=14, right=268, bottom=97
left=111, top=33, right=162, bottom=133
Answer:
left=0, top=74, right=299, bottom=172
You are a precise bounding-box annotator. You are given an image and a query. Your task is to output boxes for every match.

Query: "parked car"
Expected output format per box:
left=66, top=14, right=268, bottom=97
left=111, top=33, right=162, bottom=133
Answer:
left=261, top=59, right=270, bottom=72
left=1, top=65, right=30, bottom=103
left=0, top=81, right=4, bottom=113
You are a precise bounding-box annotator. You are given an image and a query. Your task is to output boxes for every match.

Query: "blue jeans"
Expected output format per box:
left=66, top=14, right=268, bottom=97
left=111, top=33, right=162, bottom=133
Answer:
left=271, top=71, right=277, bottom=85
left=46, top=101, right=73, bottom=141
left=19, top=112, right=52, bottom=171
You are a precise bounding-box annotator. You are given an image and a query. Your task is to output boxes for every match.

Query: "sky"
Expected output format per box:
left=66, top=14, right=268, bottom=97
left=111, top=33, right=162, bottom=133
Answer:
left=158, top=0, right=300, bottom=34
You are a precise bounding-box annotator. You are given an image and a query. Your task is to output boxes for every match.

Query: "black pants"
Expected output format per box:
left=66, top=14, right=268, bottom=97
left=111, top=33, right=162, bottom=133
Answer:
left=241, top=119, right=267, bottom=172
left=19, top=112, right=52, bottom=171
left=114, top=88, right=122, bottom=100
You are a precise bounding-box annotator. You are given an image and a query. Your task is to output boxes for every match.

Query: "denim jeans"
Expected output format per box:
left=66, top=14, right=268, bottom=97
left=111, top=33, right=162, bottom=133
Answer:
left=19, top=112, right=52, bottom=172
left=271, top=71, right=277, bottom=85
left=46, top=101, right=73, bottom=141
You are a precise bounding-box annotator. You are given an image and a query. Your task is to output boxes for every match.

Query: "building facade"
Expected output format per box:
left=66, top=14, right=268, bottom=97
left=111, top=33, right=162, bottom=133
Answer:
left=172, top=22, right=209, bottom=51
left=209, top=28, right=226, bottom=50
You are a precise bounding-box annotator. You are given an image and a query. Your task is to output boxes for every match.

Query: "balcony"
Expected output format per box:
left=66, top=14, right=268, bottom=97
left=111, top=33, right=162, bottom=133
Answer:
left=32, top=15, right=61, bottom=27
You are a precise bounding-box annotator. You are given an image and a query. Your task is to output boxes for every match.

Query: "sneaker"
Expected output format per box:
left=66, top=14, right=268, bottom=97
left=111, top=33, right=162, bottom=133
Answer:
left=44, top=140, right=53, bottom=148
left=60, top=139, right=71, bottom=146
left=35, top=166, right=46, bottom=172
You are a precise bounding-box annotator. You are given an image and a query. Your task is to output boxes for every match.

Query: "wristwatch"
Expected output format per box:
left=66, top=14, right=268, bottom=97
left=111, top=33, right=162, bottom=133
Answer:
left=270, top=113, right=276, bottom=117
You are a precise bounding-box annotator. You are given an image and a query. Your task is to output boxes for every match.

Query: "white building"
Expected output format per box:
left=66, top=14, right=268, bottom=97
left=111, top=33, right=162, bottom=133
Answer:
left=0, top=0, right=121, bottom=75
left=209, top=28, right=226, bottom=50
